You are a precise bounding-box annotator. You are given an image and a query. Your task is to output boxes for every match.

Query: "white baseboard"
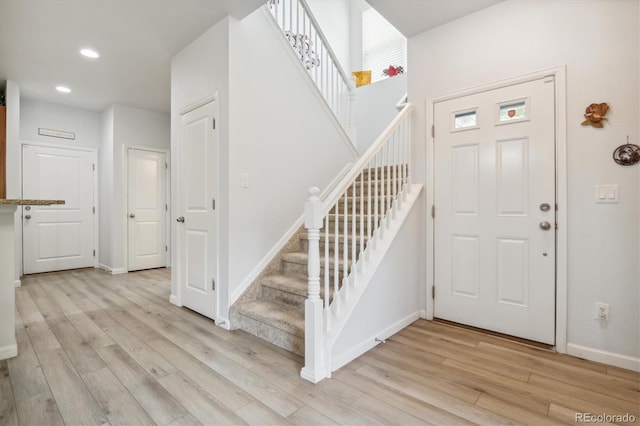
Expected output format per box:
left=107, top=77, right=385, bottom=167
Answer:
left=169, top=295, right=181, bottom=307
left=0, top=343, right=18, bottom=360
left=98, top=264, right=127, bottom=275
left=567, top=343, right=640, bottom=372
left=419, top=309, right=427, bottom=319
left=14, top=279, right=21, bottom=288
left=216, top=317, right=231, bottom=330
left=331, top=310, right=421, bottom=372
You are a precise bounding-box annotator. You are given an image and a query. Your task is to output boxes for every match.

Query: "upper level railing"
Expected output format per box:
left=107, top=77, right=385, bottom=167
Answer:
left=301, top=104, right=413, bottom=383
left=267, top=0, right=355, bottom=138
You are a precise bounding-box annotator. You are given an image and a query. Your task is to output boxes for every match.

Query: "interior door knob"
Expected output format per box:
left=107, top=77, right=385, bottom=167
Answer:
left=129, top=213, right=135, bottom=218
left=24, top=214, right=31, bottom=220
left=539, top=221, right=551, bottom=230
left=176, top=216, right=185, bottom=223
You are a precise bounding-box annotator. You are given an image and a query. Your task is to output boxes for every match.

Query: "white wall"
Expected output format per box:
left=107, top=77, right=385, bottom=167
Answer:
left=354, top=73, right=406, bottom=153
left=332, top=194, right=425, bottom=366
left=99, top=107, right=114, bottom=269
left=306, top=0, right=352, bottom=74
left=171, top=19, right=231, bottom=304
left=171, top=11, right=358, bottom=322
left=408, top=0, right=639, bottom=364
left=113, top=104, right=170, bottom=272
left=20, top=99, right=101, bottom=148
left=5, top=81, right=21, bottom=283
left=225, top=9, right=357, bottom=320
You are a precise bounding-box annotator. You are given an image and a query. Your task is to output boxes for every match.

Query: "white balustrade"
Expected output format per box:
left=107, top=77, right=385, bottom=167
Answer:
left=302, top=104, right=413, bottom=381
left=266, top=0, right=355, bottom=138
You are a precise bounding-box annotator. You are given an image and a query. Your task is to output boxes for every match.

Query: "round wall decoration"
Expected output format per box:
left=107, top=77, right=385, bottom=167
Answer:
left=613, top=142, right=640, bottom=166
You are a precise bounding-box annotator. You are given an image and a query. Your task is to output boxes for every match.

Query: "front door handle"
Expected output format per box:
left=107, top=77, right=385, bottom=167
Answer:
left=176, top=216, right=185, bottom=223
left=24, top=214, right=32, bottom=220
left=539, top=221, right=551, bottom=230
left=129, top=213, right=135, bottom=218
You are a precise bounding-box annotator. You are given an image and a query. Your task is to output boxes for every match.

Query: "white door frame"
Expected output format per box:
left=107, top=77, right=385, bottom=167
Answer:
left=123, top=145, right=170, bottom=272
left=425, top=66, right=568, bottom=353
left=20, top=141, right=99, bottom=277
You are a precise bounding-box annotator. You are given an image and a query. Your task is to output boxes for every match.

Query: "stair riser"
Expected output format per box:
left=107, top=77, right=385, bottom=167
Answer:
left=282, top=260, right=348, bottom=282
left=261, top=285, right=306, bottom=313
left=347, top=185, right=401, bottom=196
left=300, top=238, right=369, bottom=255
left=357, top=166, right=407, bottom=180
left=231, top=312, right=305, bottom=356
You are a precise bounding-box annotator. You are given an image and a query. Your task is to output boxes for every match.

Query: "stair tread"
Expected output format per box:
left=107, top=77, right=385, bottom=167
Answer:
left=234, top=300, right=304, bottom=337
left=260, top=274, right=308, bottom=296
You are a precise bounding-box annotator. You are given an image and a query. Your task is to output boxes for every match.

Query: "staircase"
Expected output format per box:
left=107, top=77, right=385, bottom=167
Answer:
left=229, top=1, right=419, bottom=383
left=230, top=174, right=383, bottom=356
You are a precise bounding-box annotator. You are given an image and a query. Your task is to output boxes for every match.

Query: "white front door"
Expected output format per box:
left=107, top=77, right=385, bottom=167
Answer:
left=179, top=100, right=217, bottom=319
left=127, top=148, right=167, bottom=271
left=433, top=77, right=556, bottom=344
left=22, top=144, right=95, bottom=274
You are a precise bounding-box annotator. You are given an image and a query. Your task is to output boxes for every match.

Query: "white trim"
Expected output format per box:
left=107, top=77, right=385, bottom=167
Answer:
left=177, top=93, right=217, bottom=116
left=229, top=163, right=354, bottom=306
left=0, top=344, right=17, bottom=361
left=14, top=280, right=21, bottom=288
left=215, top=317, right=231, bottom=330
left=99, top=263, right=127, bottom=275
left=567, top=343, right=640, bottom=372
left=169, top=295, right=181, bottom=307
left=331, top=311, right=420, bottom=372
left=123, top=145, right=170, bottom=272
left=425, top=66, right=568, bottom=351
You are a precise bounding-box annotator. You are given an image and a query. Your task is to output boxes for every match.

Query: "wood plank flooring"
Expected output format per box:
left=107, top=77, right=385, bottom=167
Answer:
left=1, top=268, right=638, bottom=425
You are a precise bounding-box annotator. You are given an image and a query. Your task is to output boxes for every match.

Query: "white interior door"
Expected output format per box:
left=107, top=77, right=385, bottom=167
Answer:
left=433, top=77, right=556, bottom=344
left=22, top=144, right=95, bottom=274
left=127, top=148, right=167, bottom=271
left=179, top=100, right=217, bottom=319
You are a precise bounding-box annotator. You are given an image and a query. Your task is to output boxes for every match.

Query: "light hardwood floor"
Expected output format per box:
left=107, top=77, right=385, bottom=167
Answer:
left=1, top=268, right=638, bottom=425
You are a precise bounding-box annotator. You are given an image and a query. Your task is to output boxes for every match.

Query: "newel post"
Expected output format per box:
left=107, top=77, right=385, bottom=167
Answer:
left=300, top=187, right=327, bottom=383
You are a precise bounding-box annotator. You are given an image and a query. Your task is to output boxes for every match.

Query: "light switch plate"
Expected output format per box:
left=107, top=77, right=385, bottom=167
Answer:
left=594, top=185, right=618, bottom=203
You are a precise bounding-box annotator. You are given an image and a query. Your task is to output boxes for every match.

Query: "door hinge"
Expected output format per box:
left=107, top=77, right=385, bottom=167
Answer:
left=92, top=206, right=95, bottom=214
left=92, top=163, right=96, bottom=171
left=212, top=118, right=216, bottom=130
left=165, top=162, right=168, bottom=169
left=431, top=205, right=435, bottom=218
left=165, top=245, right=168, bottom=252
left=431, top=125, right=435, bottom=138
left=212, top=199, right=216, bottom=210
left=212, top=279, right=216, bottom=291
left=93, top=249, right=96, bottom=257
left=165, top=204, right=168, bottom=211
left=432, top=285, right=435, bottom=299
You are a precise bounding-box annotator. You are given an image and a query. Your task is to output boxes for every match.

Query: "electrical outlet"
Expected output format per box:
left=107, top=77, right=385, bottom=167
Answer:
left=595, top=303, right=610, bottom=321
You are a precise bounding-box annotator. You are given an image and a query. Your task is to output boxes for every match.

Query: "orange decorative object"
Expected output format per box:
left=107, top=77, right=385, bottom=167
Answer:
left=581, top=102, right=609, bottom=128
left=352, top=70, right=372, bottom=87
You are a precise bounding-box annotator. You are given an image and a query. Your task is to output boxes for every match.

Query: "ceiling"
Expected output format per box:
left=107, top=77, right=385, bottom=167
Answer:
left=0, top=0, right=265, bottom=114
left=366, top=0, right=503, bottom=38
left=0, top=0, right=502, bottom=115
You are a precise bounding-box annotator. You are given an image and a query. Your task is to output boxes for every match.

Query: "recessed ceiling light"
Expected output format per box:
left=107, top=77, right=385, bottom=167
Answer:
left=56, top=86, right=71, bottom=93
left=80, top=48, right=100, bottom=59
